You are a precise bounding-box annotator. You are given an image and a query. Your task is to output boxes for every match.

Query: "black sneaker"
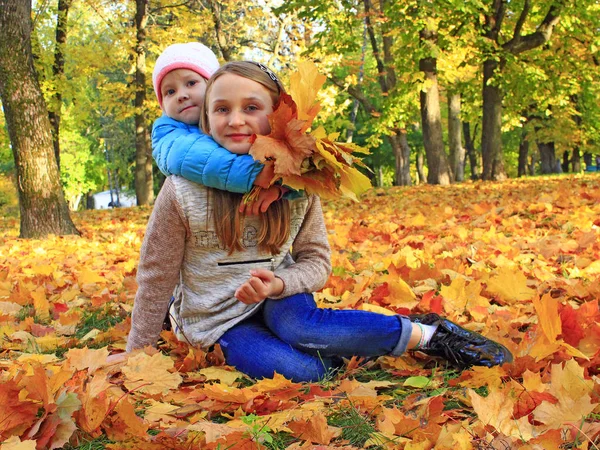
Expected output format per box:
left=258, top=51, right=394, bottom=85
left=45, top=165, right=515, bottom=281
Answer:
left=410, top=313, right=513, bottom=369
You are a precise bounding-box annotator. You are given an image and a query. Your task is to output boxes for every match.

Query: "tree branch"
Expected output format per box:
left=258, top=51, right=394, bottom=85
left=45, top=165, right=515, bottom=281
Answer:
left=485, top=0, right=506, bottom=42
left=379, top=0, right=396, bottom=89
left=363, top=0, right=388, bottom=93
left=512, top=0, right=530, bottom=40
left=149, top=1, right=192, bottom=14
left=329, top=76, right=377, bottom=115
left=503, top=3, right=562, bottom=55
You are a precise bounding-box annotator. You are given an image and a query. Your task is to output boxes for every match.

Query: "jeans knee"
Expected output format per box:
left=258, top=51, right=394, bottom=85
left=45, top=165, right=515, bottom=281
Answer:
left=267, top=310, right=334, bottom=353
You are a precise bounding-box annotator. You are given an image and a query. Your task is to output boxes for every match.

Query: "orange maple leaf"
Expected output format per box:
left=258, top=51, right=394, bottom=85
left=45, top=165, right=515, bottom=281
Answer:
left=288, top=413, right=341, bottom=445
left=66, top=347, right=110, bottom=374
left=0, top=380, right=39, bottom=439
left=105, top=396, right=149, bottom=441
left=513, top=391, right=558, bottom=420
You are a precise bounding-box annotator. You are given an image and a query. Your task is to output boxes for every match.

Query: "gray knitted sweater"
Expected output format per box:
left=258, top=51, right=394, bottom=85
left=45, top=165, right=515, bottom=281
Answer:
left=126, top=176, right=331, bottom=351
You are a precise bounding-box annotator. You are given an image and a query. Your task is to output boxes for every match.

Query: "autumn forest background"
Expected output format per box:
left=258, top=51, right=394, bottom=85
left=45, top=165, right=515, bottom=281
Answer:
left=0, top=0, right=600, bottom=449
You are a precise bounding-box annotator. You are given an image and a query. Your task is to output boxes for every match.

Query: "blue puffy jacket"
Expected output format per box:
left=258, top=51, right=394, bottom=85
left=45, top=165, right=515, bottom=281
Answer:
left=152, top=115, right=263, bottom=193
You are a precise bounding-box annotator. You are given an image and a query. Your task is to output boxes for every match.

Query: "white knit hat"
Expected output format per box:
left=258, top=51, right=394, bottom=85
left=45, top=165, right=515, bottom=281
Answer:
left=152, top=42, right=220, bottom=108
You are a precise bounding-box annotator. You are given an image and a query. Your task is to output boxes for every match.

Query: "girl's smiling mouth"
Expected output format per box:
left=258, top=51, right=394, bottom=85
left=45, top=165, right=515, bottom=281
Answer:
left=227, top=134, right=250, bottom=141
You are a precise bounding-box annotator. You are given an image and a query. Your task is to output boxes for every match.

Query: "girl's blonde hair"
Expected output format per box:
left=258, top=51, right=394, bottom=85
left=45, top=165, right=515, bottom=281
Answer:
left=201, top=61, right=291, bottom=255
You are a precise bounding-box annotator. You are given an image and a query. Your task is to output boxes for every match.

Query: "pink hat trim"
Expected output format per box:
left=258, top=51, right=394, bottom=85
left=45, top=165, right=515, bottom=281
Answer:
left=154, top=63, right=212, bottom=108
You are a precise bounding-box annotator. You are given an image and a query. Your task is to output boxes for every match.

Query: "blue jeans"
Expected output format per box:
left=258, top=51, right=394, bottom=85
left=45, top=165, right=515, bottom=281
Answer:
left=217, top=293, right=412, bottom=382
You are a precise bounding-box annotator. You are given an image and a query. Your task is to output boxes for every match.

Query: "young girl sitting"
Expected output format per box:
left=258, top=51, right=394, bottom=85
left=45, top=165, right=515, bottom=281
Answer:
left=126, top=61, right=513, bottom=382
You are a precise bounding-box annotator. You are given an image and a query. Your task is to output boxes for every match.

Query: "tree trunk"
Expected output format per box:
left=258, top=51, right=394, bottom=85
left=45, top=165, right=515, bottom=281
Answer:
left=448, top=92, right=465, bottom=182
left=572, top=147, right=581, bottom=172
left=416, top=149, right=426, bottom=185
left=518, top=128, right=529, bottom=177
left=463, top=122, right=479, bottom=180
left=561, top=151, right=569, bottom=173
left=47, top=0, right=71, bottom=171
left=377, top=166, right=384, bottom=187
left=538, top=141, right=556, bottom=174
left=134, top=0, right=153, bottom=205
left=419, top=56, right=452, bottom=185
left=208, top=0, right=232, bottom=61
left=528, top=152, right=537, bottom=176
left=389, top=131, right=411, bottom=186
left=0, top=0, right=78, bottom=238
left=481, top=59, right=506, bottom=181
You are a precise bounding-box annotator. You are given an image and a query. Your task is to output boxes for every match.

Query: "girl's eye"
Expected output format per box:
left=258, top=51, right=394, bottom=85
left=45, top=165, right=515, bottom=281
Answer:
left=215, top=106, right=228, bottom=113
left=188, top=80, right=197, bottom=87
left=246, top=105, right=259, bottom=112
left=165, top=89, right=175, bottom=96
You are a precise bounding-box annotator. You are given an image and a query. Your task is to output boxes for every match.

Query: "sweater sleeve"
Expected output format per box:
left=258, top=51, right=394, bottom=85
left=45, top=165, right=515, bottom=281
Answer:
left=272, top=195, right=332, bottom=297
left=152, top=115, right=264, bottom=193
left=126, top=178, right=187, bottom=352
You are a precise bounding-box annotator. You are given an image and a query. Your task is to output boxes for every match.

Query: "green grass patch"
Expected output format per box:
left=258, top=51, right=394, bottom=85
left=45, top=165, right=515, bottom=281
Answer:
left=328, top=404, right=379, bottom=448
left=63, top=434, right=114, bottom=450
left=74, top=307, right=126, bottom=340
left=264, top=431, right=296, bottom=450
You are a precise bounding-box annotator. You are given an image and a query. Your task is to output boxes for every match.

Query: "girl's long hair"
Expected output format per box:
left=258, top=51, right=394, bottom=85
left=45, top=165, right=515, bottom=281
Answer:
left=201, top=61, right=291, bottom=255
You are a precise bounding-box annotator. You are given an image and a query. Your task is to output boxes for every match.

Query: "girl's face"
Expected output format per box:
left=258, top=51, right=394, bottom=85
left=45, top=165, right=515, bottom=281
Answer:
left=161, top=69, right=207, bottom=125
left=206, top=73, right=273, bottom=155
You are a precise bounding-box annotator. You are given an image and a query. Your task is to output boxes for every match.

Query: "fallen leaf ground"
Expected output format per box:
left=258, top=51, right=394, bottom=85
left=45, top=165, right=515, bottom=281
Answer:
left=1, top=175, right=599, bottom=449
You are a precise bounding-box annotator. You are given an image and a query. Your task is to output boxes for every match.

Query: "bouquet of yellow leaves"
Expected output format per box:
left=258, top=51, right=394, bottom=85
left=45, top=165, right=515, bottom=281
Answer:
left=247, top=60, right=372, bottom=202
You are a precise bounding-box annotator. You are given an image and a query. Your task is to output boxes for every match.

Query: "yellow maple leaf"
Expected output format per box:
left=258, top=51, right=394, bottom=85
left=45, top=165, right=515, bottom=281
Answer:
left=288, top=61, right=326, bottom=123
left=66, top=347, right=110, bottom=374
left=440, top=277, right=490, bottom=318
left=435, top=421, right=474, bottom=450
left=78, top=267, right=105, bottom=285
left=201, top=383, right=257, bottom=403
left=384, top=265, right=418, bottom=308
left=486, top=266, right=535, bottom=303
left=531, top=293, right=561, bottom=343
left=198, top=367, right=242, bottom=386
left=252, top=372, right=298, bottom=392
left=122, top=352, right=182, bottom=395
left=143, top=400, right=179, bottom=424
left=458, top=365, right=505, bottom=389
left=30, top=286, right=50, bottom=321
left=533, top=359, right=597, bottom=430
left=0, top=436, right=38, bottom=450
left=469, top=384, right=535, bottom=440
left=361, top=303, right=396, bottom=316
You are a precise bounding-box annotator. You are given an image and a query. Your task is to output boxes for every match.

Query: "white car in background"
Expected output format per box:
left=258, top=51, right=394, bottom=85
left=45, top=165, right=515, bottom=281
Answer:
left=92, top=190, right=137, bottom=209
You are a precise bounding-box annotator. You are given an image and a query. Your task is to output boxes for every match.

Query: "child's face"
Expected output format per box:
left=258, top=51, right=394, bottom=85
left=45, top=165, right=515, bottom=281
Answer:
left=161, top=69, right=207, bottom=125
left=206, top=73, right=273, bottom=155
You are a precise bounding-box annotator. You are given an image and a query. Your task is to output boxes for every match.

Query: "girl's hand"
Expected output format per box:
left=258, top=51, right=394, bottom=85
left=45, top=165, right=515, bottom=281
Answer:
left=239, top=185, right=282, bottom=216
left=234, top=269, right=284, bottom=304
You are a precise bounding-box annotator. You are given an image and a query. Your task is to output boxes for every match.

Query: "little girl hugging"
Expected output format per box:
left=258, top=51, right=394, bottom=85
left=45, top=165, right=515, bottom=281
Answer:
left=127, top=61, right=513, bottom=382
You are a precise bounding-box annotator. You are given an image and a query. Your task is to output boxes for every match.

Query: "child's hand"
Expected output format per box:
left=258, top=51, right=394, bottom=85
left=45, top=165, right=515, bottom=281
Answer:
left=254, top=160, right=275, bottom=188
left=234, top=269, right=284, bottom=304
left=239, top=185, right=282, bottom=216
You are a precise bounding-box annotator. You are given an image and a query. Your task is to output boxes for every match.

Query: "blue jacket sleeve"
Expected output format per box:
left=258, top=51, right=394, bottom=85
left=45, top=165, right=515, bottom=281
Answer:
left=151, top=115, right=264, bottom=193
